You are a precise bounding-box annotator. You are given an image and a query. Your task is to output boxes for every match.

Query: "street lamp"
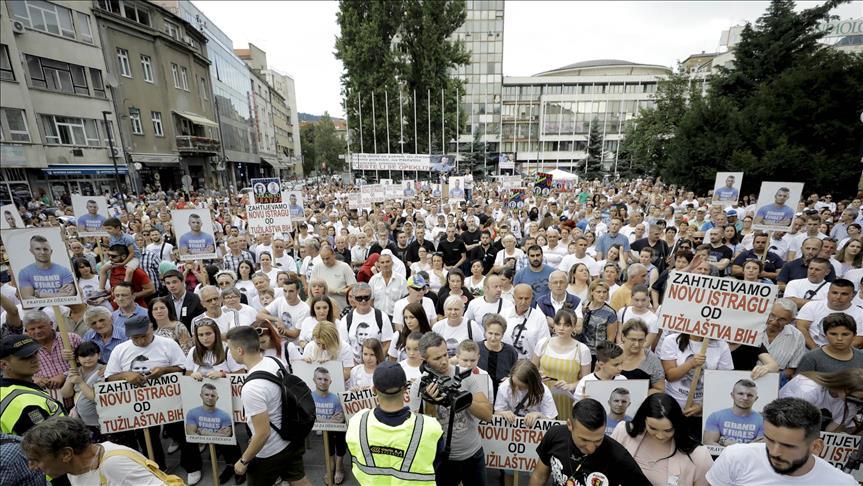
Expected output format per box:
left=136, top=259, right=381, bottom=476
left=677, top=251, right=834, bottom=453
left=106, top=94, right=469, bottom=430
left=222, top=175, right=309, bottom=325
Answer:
left=101, top=111, right=125, bottom=208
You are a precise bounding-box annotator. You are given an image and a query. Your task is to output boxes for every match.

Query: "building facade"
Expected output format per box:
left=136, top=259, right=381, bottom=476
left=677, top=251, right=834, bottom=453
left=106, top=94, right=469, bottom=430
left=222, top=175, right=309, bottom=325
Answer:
left=262, top=68, right=301, bottom=176
left=502, top=60, right=671, bottom=173
left=93, top=0, right=220, bottom=192
left=1, top=0, right=123, bottom=204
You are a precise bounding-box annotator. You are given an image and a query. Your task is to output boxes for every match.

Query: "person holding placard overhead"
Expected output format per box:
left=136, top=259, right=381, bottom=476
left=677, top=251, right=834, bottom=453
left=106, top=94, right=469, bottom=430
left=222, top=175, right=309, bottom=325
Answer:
left=17, top=235, right=77, bottom=300
left=753, top=187, right=796, bottom=228
left=178, top=213, right=215, bottom=257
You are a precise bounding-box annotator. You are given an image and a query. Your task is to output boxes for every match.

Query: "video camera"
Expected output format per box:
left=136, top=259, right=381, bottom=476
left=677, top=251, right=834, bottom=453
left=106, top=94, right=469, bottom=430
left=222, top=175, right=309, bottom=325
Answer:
left=418, top=362, right=473, bottom=413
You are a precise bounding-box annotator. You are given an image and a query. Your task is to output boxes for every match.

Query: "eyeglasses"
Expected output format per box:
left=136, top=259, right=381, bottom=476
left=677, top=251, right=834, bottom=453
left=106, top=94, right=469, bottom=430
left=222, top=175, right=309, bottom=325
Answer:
left=253, top=327, right=266, bottom=336
left=354, top=295, right=371, bottom=302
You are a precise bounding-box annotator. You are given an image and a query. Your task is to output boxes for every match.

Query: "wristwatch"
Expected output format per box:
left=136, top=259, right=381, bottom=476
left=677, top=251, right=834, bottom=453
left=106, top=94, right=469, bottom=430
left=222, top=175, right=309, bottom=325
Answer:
left=239, top=458, right=250, bottom=466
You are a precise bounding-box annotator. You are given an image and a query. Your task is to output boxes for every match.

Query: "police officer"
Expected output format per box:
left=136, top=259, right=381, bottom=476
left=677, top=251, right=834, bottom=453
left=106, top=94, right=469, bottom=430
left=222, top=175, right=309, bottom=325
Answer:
left=347, top=362, right=442, bottom=485
left=0, top=334, right=65, bottom=435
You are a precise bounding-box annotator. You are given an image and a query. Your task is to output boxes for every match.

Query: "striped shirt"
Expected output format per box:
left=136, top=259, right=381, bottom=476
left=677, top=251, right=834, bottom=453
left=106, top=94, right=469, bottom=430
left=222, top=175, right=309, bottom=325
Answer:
left=223, top=250, right=254, bottom=273
left=763, top=324, right=807, bottom=369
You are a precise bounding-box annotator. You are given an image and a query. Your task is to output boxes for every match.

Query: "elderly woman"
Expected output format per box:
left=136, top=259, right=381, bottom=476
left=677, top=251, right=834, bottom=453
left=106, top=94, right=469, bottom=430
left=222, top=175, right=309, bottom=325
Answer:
left=221, top=287, right=258, bottom=327
left=81, top=306, right=127, bottom=364
left=493, top=234, right=525, bottom=273
left=431, top=295, right=484, bottom=360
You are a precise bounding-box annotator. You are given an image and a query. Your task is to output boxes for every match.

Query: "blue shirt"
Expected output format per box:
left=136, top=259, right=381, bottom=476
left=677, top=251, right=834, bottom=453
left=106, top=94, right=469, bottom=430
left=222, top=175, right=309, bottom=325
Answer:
left=77, top=213, right=107, bottom=233
left=513, top=265, right=555, bottom=303
left=111, top=305, right=148, bottom=333
left=714, top=186, right=739, bottom=202
left=314, top=391, right=343, bottom=421
left=595, top=232, right=630, bottom=258
left=704, top=408, right=764, bottom=443
left=605, top=415, right=631, bottom=436
left=109, top=233, right=141, bottom=259
left=755, top=204, right=795, bottom=227
left=185, top=406, right=232, bottom=435
left=178, top=231, right=215, bottom=256
left=17, top=263, right=75, bottom=298
left=83, top=323, right=127, bottom=363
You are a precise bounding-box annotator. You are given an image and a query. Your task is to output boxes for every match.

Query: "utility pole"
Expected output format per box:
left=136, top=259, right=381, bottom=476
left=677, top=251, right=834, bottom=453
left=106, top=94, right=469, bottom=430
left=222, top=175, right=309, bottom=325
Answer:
left=102, top=111, right=125, bottom=208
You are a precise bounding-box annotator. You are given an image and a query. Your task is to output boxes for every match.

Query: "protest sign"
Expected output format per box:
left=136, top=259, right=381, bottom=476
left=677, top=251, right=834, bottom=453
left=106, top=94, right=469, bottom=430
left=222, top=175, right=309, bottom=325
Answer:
left=752, top=181, right=804, bottom=232
left=71, top=195, right=110, bottom=236
left=172, top=209, right=218, bottom=261
left=286, top=191, right=305, bottom=220
left=401, top=180, right=417, bottom=198
left=94, top=373, right=184, bottom=434
left=658, top=271, right=776, bottom=346
left=347, top=192, right=363, bottom=210
left=247, top=194, right=293, bottom=237
left=6, top=227, right=81, bottom=308
left=711, top=172, right=744, bottom=206
left=229, top=373, right=246, bottom=422
left=585, top=380, right=649, bottom=435
left=505, top=190, right=527, bottom=209
left=0, top=204, right=24, bottom=230
left=180, top=376, right=236, bottom=445
left=819, top=432, right=863, bottom=481
left=533, top=172, right=552, bottom=197
left=352, top=153, right=431, bottom=172
left=293, top=360, right=347, bottom=432
left=448, top=177, right=466, bottom=201
left=370, top=184, right=387, bottom=203
left=340, top=387, right=380, bottom=423
left=497, top=175, right=522, bottom=190
left=250, top=177, right=282, bottom=205
left=701, top=370, right=779, bottom=456
left=430, top=154, right=455, bottom=173
left=380, top=178, right=393, bottom=186
left=478, top=415, right=563, bottom=471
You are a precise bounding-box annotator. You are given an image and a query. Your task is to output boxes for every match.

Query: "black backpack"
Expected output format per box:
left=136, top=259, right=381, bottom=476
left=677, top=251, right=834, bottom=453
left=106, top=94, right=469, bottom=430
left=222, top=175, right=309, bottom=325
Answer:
left=346, top=308, right=384, bottom=334
left=245, top=357, right=316, bottom=443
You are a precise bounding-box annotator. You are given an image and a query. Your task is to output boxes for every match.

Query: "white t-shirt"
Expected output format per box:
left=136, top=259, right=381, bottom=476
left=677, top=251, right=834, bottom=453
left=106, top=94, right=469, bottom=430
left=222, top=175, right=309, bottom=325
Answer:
left=783, top=278, right=830, bottom=302
left=573, top=372, right=628, bottom=400
left=68, top=442, right=165, bottom=486
left=298, top=316, right=350, bottom=345
left=658, top=333, right=733, bottom=407
left=105, top=335, right=186, bottom=377
left=796, top=300, right=863, bottom=346
left=340, top=309, right=395, bottom=364
left=301, top=341, right=355, bottom=368
left=706, top=442, right=856, bottom=486
left=558, top=254, right=601, bottom=276
left=184, top=343, right=243, bottom=375
left=145, top=241, right=174, bottom=261
left=463, top=298, right=514, bottom=326
left=391, top=297, right=437, bottom=331
left=78, top=275, right=112, bottom=310
left=494, top=379, right=557, bottom=418
left=242, top=357, right=291, bottom=457
left=349, top=364, right=375, bottom=389
left=616, top=307, right=658, bottom=334
left=191, top=310, right=239, bottom=337
left=265, top=297, right=310, bottom=334
left=502, top=307, right=550, bottom=361
left=542, top=244, right=568, bottom=268
left=779, top=375, right=861, bottom=427
left=432, top=317, right=485, bottom=357
left=399, top=360, right=422, bottom=384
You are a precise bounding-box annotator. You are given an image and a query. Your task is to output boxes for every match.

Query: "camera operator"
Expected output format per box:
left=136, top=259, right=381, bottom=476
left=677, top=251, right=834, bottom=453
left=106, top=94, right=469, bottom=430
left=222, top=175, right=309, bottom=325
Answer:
left=409, top=332, right=493, bottom=486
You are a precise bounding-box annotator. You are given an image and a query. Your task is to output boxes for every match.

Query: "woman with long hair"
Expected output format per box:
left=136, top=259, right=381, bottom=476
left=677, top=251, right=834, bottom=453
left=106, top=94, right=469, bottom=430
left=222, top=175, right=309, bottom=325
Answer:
left=235, top=259, right=257, bottom=299
left=566, top=263, right=591, bottom=303
left=436, top=268, right=473, bottom=316
left=612, top=393, right=714, bottom=486
left=185, top=319, right=243, bottom=378
left=428, top=252, right=448, bottom=293
left=834, top=237, right=863, bottom=277
left=616, top=285, right=658, bottom=348
left=73, top=257, right=111, bottom=310
left=388, top=301, right=432, bottom=362
left=779, top=368, right=863, bottom=433
left=252, top=319, right=300, bottom=366
left=576, top=280, right=620, bottom=359
left=299, top=295, right=342, bottom=346
left=466, top=259, right=486, bottom=297
left=60, top=342, right=105, bottom=440
left=532, top=310, right=591, bottom=420
left=149, top=296, right=193, bottom=354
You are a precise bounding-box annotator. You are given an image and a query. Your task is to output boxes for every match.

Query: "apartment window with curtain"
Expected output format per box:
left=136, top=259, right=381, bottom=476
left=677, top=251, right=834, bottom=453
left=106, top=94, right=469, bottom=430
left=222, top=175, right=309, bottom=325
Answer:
left=151, top=111, right=163, bottom=136
left=117, top=48, right=131, bottom=77
left=129, top=108, right=143, bottom=135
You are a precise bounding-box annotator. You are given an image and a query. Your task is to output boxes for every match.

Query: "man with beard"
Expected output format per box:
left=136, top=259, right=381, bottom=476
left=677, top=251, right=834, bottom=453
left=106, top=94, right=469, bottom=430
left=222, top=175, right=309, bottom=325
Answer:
left=706, top=397, right=856, bottom=485
left=703, top=379, right=764, bottom=447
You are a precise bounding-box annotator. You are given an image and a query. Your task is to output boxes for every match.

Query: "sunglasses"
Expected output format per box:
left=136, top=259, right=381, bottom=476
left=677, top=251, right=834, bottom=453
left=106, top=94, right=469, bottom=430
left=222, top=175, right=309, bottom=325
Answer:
left=107, top=253, right=122, bottom=259
left=354, top=295, right=371, bottom=302
left=253, top=327, right=267, bottom=336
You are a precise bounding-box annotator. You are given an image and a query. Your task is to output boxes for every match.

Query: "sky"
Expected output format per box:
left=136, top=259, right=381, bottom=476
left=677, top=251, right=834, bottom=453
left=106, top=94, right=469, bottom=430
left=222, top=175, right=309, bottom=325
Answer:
left=194, top=1, right=861, bottom=118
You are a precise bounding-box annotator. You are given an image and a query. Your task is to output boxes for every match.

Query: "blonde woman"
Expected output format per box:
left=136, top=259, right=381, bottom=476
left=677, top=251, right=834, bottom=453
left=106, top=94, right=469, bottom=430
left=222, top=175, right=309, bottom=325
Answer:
left=566, top=263, right=591, bottom=303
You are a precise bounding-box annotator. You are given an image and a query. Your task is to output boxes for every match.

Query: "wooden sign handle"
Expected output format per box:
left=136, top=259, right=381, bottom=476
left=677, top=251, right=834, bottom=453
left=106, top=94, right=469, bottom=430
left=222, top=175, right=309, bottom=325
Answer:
left=52, top=305, right=76, bottom=370
left=684, top=338, right=710, bottom=410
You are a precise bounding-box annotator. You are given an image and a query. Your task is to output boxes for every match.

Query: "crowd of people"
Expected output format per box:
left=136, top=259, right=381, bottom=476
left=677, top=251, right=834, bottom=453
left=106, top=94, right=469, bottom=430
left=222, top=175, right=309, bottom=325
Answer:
left=1, top=175, right=862, bottom=486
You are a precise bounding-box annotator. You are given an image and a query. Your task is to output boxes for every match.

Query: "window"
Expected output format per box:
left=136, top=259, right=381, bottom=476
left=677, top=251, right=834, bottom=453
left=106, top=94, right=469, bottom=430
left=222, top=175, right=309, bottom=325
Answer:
left=171, top=63, right=180, bottom=88
left=151, top=111, right=163, bottom=136
left=26, top=55, right=90, bottom=96
left=96, top=0, right=121, bottom=15
left=117, top=48, right=131, bottom=77
left=199, top=77, right=208, bottom=101
left=165, top=21, right=180, bottom=40
left=41, top=115, right=101, bottom=146
left=179, top=66, right=189, bottom=90
left=1, top=109, right=31, bottom=142
left=14, top=0, right=75, bottom=38
left=89, top=69, right=105, bottom=98
left=1, top=45, right=14, bottom=81
left=123, top=4, right=149, bottom=26
left=76, top=12, right=93, bottom=43
left=129, top=108, right=143, bottom=135
left=140, top=55, right=153, bottom=83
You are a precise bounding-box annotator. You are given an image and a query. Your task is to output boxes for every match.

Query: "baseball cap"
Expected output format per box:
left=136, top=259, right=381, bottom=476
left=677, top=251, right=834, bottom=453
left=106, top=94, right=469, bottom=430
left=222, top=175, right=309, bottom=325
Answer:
left=0, top=335, right=40, bottom=359
left=725, top=209, right=737, bottom=217
left=373, top=362, right=407, bottom=394
left=124, top=315, right=152, bottom=337
left=407, top=274, right=427, bottom=289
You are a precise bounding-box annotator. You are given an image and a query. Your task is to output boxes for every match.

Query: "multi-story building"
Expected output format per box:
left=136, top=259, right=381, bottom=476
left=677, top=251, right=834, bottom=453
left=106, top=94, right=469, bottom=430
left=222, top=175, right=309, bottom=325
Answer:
left=236, top=44, right=283, bottom=177
left=502, top=59, right=671, bottom=173
left=162, top=0, right=258, bottom=188
left=450, top=0, right=504, bottom=160
left=1, top=0, right=123, bottom=203
left=93, top=0, right=220, bottom=192
left=262, top=68, right=301, bottom=176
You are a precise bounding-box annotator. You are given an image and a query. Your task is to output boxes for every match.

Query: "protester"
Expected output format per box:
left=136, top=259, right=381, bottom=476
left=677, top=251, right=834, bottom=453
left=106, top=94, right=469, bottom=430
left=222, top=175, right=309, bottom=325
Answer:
left=503, top=284, right=550, bottom=361
left=59, top=342, right=104, bottom=440
left=532, top=310, right=591, bottom=421
left=617, top=319, right=666, bottom=394
left=778, top=369, right=863, bottom=433
left=477, top=313, right=518, bottom=399
left=388, top=301, right=432, bottom=361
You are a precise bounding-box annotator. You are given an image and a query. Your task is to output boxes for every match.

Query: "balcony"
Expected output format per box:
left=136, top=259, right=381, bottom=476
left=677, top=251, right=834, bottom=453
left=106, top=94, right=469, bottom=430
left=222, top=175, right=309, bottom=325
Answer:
left=176, top=136, right=220, bottom=154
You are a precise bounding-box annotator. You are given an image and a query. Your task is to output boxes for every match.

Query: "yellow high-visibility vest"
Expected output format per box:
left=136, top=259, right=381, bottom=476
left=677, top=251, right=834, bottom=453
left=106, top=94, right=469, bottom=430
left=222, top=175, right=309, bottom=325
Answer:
left=346, top=409, right=442, bottom=486
left=1, top=384, right=65, bottom=435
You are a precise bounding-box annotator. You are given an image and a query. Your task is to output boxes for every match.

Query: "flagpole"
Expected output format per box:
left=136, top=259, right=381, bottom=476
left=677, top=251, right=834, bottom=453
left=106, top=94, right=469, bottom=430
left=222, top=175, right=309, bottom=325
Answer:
left=399, top=88, right=404, bottom=154
left=385, top=90, right=391, bottom=154
left=427, top=88, right=431, bottom=155
left=441, top=87, right=445, bottom=157
left=413, top=89, right=418, bottom=154
left=358, top=94, right=364, bottom=154
left=371, top=91, right=378, bottom=154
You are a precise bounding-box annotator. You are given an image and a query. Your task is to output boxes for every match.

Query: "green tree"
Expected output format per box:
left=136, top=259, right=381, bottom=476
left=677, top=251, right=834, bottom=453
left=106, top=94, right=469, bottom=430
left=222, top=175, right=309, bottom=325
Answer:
left=584, top=119, right=604, bottom=179
left=300, top=123, right=316, bottom=175
left=313, top=112, right=346, bottom=174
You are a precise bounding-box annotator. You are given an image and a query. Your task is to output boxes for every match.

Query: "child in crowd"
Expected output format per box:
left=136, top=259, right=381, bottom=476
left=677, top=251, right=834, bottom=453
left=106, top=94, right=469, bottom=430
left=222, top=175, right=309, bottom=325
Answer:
left=457, top=340, right=493, bottom=399
left=60, top=342, right=104, bottom=441
left=574, top=340, right=627, bottom=399
left=349, top=338, right=384, bottom=390
left=398, top=331, right=424, bottom=385
left=185, top=319, right=244, bottom=379
left=101, top=217, right=140, bottom=286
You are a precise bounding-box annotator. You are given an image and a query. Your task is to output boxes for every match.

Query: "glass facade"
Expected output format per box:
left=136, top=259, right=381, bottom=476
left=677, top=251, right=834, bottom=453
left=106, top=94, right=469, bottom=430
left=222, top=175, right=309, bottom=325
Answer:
left=451, top=0, right=504, bottom=152
left=178, top=2, right=255, bottom=164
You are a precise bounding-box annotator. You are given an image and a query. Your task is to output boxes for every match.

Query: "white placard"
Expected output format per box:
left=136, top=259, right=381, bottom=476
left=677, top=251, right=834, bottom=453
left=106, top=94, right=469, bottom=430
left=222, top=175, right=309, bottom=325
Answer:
left=448, top=176, right=466, bottom=201
left=247, top=192, right=293, bottom=237
left=292, top=360, right=347, bottom=432
left=286, top=191, right=305, bottom=221
left=172, top=209, right=218, bottom=261
left=71, top=195, right=110, bottom=237
left=478, top=416, right=564, bottom=471
left=701, top=370, right=779, bottom=456
left=6, top=227, right=81, bottom=308
left=584, top=380, right=649, bottom=435
left=752, top=181, right=804, bottom=232
left=0, top=204, right=24, bottom=229
left=94, top=373, right=185, bottom=434
left=180, top=376, right=236, bottom=445
left=819, top=432, right=863, bottom=480
left=711, top=172, right=743, bottom=206
left=351, top=153, right=431, bottom=171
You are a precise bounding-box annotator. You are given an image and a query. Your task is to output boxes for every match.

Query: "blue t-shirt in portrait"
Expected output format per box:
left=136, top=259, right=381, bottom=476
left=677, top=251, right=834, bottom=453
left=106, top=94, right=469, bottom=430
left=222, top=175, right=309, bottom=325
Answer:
left=605, top=415, right=631, bottom=436
left=77, top=213, right=107, bottom=232
left=185, top=406, right=232, bottom=435
left=18, top=263, right=75, bottom=297
left=755, top=204, right=794, bottom=226
left=314, top=391, right=343, bottom=421
left=714, top=187, right=739, bottom=202
left=179, top=231, right=215, bottom=255
left=704, top=408, right=764, bottom=443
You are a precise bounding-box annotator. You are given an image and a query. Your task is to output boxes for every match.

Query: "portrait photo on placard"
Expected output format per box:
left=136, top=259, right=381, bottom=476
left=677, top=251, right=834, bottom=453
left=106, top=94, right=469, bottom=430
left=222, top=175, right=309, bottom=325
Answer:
left=0, top=204, right=25, bottom=230
left=584, top=379, right=649, bottom=436
left=180, top=376, right=236, bottom=445
left=448, top=176, right=466, bottom=201
left=292, top=360, right=347, bottom=431
left=701, top=369, right=779, bottom=455
left=71, top=195, right=110, bottom=236
left=402, top=180, right=417, bottom=198
left=250, top=177, right=283, bottom=205
left=286, top=191, right=305, bottom=220
left=712, top=172, right=744, bottom=205
left=752, top=181, right=804, bottom=232
left=171, top=209, right=217, bottom=261
left=6, top=227, right=81, bottom=308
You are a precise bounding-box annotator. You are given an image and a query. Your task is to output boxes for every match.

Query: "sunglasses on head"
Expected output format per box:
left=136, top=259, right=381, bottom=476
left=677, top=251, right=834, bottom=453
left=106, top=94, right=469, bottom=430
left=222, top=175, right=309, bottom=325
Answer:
left=354, top=295, right=371, bottom=302
left=253, top=326, right=267, bottom=336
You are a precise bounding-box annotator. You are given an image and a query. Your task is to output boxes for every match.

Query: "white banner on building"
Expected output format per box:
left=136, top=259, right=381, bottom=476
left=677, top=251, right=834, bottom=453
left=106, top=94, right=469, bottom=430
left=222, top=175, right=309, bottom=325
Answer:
left=351, top=153, right=431, bottom=171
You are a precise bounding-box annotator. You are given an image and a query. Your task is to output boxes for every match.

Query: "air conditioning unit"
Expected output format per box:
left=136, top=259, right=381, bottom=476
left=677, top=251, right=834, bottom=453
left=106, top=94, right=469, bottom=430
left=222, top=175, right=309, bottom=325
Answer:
left=106, top=146, right=122, bottom=158
left=12, top=20, right=26, bottom=34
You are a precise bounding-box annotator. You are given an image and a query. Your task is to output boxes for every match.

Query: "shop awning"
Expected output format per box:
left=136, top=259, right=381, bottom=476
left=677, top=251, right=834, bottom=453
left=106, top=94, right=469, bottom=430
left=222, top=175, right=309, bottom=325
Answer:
left=173, top=111, right=218, bottom=128
left=42, top=164, right=128, bottom=176
left=261, top=157, right=282, bottom=170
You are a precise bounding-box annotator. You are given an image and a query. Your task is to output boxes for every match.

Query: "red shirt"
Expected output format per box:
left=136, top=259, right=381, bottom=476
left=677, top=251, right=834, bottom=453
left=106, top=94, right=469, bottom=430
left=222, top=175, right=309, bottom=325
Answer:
left=109, top=266, right=152, bottom=307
